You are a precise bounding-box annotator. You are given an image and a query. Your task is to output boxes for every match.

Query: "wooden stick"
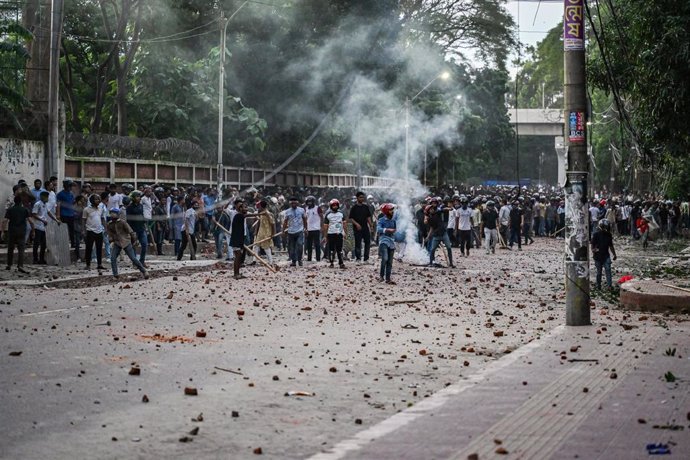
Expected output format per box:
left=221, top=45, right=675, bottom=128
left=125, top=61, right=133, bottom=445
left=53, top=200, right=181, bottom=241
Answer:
left=439, top=242, right=450, bottom=266
left=185, top=226, right=194, bottom=257
left=550, top=226, right=565, bottom=237
left=252, top=232, right=282, bottom=247
left=243, top=244, right=276, bottom=273
left=214, top=221, right=231, bottom=234
left=497, top=229, right=507, bottom=248
left=662, top=283, right=690, bottom=294
left=213, top=366, right=243, bottom=375
left=215, top=220, right=280, bottom=248
left=388, top=299, right=423, bottom=305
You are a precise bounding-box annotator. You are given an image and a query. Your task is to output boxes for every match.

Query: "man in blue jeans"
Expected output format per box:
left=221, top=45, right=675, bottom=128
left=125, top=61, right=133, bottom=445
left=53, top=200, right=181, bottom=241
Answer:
left=591, top=219, right=617, bottom=290
left=126, top=191, right=149, bottom=268
left=282, top=197, right=307, bottom=267
left=56, top=180, right=76, bottom=248
left=377, top=203, right=397, bottom=283
left=107, top=208, right=148, bottom=280
left=426, top=205, right=455, bottom=268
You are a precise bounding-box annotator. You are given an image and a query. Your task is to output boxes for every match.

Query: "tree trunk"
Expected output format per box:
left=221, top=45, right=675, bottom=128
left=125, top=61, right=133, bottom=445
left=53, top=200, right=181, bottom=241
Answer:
left=23, top=0, right=51, bottom=113
left=115, top=1, right=142, bottom=137
left=60, top=38, right=82, bottom=132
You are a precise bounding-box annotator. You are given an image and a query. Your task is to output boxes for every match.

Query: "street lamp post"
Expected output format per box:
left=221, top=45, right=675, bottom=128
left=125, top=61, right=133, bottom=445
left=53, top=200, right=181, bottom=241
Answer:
left=404, top=71, right=450, bottom=180
left=217, top=13, right=229, bottom=193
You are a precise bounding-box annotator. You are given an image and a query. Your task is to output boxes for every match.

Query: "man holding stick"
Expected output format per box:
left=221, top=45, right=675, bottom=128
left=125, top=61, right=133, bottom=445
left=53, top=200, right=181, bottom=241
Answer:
left=230, top=200, right=248, bottom=280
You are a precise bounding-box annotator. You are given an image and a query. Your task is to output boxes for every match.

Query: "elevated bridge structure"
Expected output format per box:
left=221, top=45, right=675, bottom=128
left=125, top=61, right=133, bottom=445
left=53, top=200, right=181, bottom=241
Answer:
left=508, top=108, right=564, bottom=136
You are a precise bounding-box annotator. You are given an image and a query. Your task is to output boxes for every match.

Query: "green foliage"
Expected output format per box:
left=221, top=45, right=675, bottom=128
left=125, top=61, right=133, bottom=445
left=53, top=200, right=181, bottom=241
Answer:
left=51, top=0, right=515, bottom=174
left=512, top=22, right=564, bottom=109
left=0, top=18, right=32, bottom=128
left=587, top=0, right=690, bottom=163
left=663, top=371, right=676, bottom=383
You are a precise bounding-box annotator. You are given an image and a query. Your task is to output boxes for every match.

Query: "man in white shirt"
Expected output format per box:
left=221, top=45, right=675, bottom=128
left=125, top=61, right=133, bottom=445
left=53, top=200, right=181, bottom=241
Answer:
left=31, top=191, right=59, bottom=264
left=45, top=180, right=57, bottom=214
left=107, top=183, right=123, bottom=211
left=82, top=194, right=106, bottom=270
left=498, top=199, right=511, bottom=248
left=455, top=196, right=474, bottom=257
left=304, top=196, right=323, bottom=262
left=471, top=201, right=483, bottom=248
left=141, top=186, right=154, bottom=249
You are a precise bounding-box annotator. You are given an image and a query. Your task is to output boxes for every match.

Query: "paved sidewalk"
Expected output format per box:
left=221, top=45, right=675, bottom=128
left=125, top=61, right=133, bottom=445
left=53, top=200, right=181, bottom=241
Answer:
left=311, top=317, right=690, bottom=460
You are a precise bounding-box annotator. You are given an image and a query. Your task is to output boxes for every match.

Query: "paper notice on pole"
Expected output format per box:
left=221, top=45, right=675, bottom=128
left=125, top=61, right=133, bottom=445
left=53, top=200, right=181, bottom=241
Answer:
left=45, top=223, right=71, bottom=266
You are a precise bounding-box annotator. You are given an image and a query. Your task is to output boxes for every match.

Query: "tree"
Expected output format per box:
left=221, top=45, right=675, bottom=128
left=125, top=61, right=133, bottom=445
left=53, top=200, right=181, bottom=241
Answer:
left=511, top=22, right=564, bottom=110
left=399, top=0, right=515, bottom=69
left=0, top=18, right=32, bottom=130
left=586, top=0, right=690, bottom=166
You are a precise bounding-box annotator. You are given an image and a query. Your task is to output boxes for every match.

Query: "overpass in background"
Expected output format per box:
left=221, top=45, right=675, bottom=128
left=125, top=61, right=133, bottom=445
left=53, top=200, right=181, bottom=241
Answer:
left=508, top=108, right=567, bottom=186
left=508, top=108, right=563, bottom=136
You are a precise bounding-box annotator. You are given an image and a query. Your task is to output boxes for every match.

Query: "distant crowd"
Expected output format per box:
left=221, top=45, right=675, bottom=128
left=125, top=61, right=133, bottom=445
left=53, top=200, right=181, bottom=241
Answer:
left=3, top=177, right=689, bottom=284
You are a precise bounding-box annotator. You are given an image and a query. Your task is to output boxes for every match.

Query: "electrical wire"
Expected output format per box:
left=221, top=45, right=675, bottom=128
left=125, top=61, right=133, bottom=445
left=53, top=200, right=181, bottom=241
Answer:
left=64, top=28, right=217, bottom=44
left=584, top=0, right=641, bottom=157
left=64, top=16, right=219, bottom=44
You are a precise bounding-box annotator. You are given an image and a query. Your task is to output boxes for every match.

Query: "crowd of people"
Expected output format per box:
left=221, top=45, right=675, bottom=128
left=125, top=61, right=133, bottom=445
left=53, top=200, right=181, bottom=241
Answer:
left=3, top=177, right=689, bottom=287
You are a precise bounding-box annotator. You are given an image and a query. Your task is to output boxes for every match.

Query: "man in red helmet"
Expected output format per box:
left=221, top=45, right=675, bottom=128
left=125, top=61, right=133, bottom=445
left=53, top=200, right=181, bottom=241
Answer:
left=377, top=203, right=397, bottom=283
left=323, top=199, right=347, bottom=268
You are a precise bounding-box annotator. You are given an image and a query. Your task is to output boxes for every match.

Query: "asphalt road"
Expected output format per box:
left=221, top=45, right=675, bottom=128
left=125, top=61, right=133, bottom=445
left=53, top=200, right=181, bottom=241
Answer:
left=0, top=238, right=675, bottom=459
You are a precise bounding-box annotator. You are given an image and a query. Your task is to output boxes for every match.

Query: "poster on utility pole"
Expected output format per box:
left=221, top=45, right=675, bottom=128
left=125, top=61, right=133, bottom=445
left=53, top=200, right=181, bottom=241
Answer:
left=564, top=0, right=585, bottom=51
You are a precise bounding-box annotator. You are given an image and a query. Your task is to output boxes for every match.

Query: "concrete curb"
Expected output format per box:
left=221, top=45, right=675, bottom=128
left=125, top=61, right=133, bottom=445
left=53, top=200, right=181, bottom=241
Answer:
left=620, top=279, right=690, bottom=312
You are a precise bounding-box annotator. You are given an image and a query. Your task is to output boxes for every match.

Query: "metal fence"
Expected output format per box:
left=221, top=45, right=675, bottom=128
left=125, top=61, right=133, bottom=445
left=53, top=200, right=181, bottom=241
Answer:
left=64, top=156, right=399, bottom=190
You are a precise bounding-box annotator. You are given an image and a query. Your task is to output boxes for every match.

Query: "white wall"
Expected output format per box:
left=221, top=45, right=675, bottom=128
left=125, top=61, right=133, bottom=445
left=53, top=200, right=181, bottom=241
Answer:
left=0, top=138, right=45, bottom=209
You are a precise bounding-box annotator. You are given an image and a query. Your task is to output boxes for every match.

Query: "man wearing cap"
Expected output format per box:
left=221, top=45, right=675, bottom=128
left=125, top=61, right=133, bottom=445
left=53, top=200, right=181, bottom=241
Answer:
left=57, top=180, right=77, bottom=249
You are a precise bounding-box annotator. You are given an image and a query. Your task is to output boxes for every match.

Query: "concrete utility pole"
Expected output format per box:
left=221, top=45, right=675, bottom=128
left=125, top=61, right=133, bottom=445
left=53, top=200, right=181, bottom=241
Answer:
left=47, top=0, right=64, bottom=179
left=563, top=0, right=591, bottom=326
left=217, top=13, right=229, bottom=193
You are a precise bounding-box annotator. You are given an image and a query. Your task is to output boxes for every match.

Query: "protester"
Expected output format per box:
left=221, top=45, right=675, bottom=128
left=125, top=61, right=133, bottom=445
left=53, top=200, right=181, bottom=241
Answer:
left=127, top=191, right=149, bottom=267
left=230, top=199, right=248, bottom=280
left=304, top=195, right=323, bottom=262
left=31, top=191, right=59, bottom=264
left=56, top=180, right=77, bottom=249
left=498, top=199, right=511, bottom=249
left=591, top=219, right=617, bottom=290
left=426, top=204, right=454, bottom=268
left=106, top=208, right=148, bottom=279
left=349, top=191, right=373, bottom=264
left=5, top=196, right=33, bottom=273
left=282, top=197, right=307, bottom=267
left=254, top=200, right=276, bottom=268
left=377, top=203, right=396, bottom=283
left=482, top=200, right=499, bottom=255
left=177, top=201, right=199, bottom=260
left=323, top=198, right=347, bottom=269
left=455, top=195, right=473, bottom=257
left=508, top=199, right=523, bottom=251
left=82, top=193, right=106, bottom=270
